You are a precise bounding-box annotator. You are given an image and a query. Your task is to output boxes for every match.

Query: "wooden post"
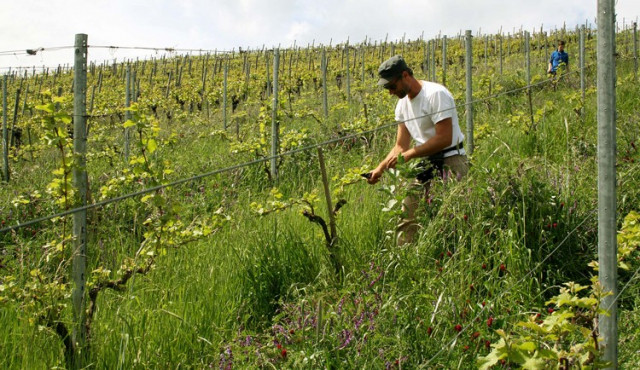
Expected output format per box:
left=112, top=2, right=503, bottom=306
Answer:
left=165, top=71, right=172, bottom=99
left=317, top=147, right=336, bottom=242
left=72, top=33, right=89, bottom=367
left=9, top=87, right=20, bottom=148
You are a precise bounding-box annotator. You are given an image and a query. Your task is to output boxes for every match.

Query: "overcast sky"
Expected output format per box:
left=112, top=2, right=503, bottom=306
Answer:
left=2, top=0, right=639, bottom=71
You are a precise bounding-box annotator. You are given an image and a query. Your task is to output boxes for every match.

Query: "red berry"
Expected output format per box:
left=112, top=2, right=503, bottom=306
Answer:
left=553, top=223, right=558, bottom=228
left=471, top=331, right=480, bottom=339
left=470, top=284, right=474, bottom=291
left=281, top=349, right=287, bottom=358
left=463, top=214, right=468, bottom=221
left=547, top=307, right=554, bottom=314
left=455, top=324, right=462, bottom=332
left=482, top=301, right=486, bottom=307
left=487, top=316, right=494, bottom=327
left=277, top=343, right=282, bottom=350
left=485, top=340, right=491, bottom=348
left=463, top=345, right=469, bottom=351
left=447, top=251, right=453, bottom=257
left=499, top=264, right=506, bottom=272
left=427, top=326, right=433, bottom=336
left=482, top=263, right=487, bottom=269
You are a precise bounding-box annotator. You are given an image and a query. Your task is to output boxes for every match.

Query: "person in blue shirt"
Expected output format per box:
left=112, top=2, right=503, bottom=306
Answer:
left=547, top=40, right=569, bottom=75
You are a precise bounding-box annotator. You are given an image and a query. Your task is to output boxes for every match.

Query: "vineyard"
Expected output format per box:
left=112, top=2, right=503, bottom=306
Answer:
left=1, top=21, right=640, bottom=368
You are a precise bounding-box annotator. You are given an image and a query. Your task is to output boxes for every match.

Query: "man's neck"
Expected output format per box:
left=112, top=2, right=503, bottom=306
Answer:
left=407, top=79, right=423, bottom=100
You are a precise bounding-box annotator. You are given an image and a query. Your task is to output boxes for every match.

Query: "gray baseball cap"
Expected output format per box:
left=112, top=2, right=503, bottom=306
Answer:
left=377, top=55, right=411, bottom=86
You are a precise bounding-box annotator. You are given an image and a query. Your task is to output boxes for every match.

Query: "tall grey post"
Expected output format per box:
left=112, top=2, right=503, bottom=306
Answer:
left=2, top=75, right=8, bottom=182
left=442, top=35, right=447, bottom=86
left=72, top=33, right=89, bottom=365
left=465, top=30, right=474, bottom=155
left=499, top=35, right=503, bottom=75
left=580, top=26, right=586, bottom=118
left=124, top=65, right=131, bottom=162
left=597, top=0, right=618, bottom=368
left=270, top=49, right=280, bottom=180
left=345, top=43, right=351, bottom=102
left=431, top=40, right=437, bottom=82
left=322, top=49, right=328, bottom=119
left=634, top=22, right=638, bottom=81
left=223, top=61, right=228, bottom=130
left=525, top=31, right=534, bottom=129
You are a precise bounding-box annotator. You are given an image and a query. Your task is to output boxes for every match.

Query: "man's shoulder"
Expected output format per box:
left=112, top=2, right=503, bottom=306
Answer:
left=420, top=80, right=450, bottom=94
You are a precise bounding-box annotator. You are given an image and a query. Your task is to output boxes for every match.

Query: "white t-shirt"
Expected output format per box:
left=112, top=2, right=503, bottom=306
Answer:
left=394, top=80, right=465, bottom=157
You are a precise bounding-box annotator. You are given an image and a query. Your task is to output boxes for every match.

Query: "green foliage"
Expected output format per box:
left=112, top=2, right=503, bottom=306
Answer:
left=2, top=25, right=640, bottom=369
left=479, top=210, right=640, bottom=369
left=477, top=280, right=611, bottom=369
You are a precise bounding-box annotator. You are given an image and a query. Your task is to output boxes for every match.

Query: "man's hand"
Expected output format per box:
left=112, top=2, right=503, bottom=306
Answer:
left=367, top=167, right=384, bottom=184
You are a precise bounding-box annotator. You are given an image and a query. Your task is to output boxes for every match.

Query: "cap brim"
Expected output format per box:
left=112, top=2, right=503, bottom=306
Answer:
left=377, top=77, right=391, bottom=86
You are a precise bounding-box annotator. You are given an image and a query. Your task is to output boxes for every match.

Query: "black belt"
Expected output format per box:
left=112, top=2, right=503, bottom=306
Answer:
left=439, top=142, right=464, bottom=157
left=416, top=142, right=464, bottom=183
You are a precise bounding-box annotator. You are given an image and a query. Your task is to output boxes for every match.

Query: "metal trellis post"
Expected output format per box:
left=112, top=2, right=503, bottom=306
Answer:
left=322, top=49, right=328, bottom=119
left=465, top=30, right=474, bottom=155
left=72, top=33, right=89, bottom=367
left=124, top=65, right=131, bottom=162
left=442, top=35, right=447, bottom=86
left=580, top=26, right=586, bottom=118
left=2, top=75, right=8, bottom=182
left=270, top=49, right=280, bottom=180
left=597, top=0, right=618, bottom=367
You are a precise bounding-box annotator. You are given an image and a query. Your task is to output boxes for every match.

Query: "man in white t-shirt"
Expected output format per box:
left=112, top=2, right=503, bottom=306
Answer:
left=366, top=55, right=469, bottom=245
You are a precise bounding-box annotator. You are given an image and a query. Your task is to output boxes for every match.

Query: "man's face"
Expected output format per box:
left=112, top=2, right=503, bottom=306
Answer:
left=558, top=43, right=565, bottom=52
left=383, top=73, right=409, bottom=99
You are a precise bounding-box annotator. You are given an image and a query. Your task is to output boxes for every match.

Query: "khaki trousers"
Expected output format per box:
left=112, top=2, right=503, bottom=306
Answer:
left=396, top=154, right=469, bottom=246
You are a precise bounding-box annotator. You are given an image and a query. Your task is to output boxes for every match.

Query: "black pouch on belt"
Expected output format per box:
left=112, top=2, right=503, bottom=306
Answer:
left=415, top=143, right=463, bottom=184
left=416, top=152, right=445, bottom=183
